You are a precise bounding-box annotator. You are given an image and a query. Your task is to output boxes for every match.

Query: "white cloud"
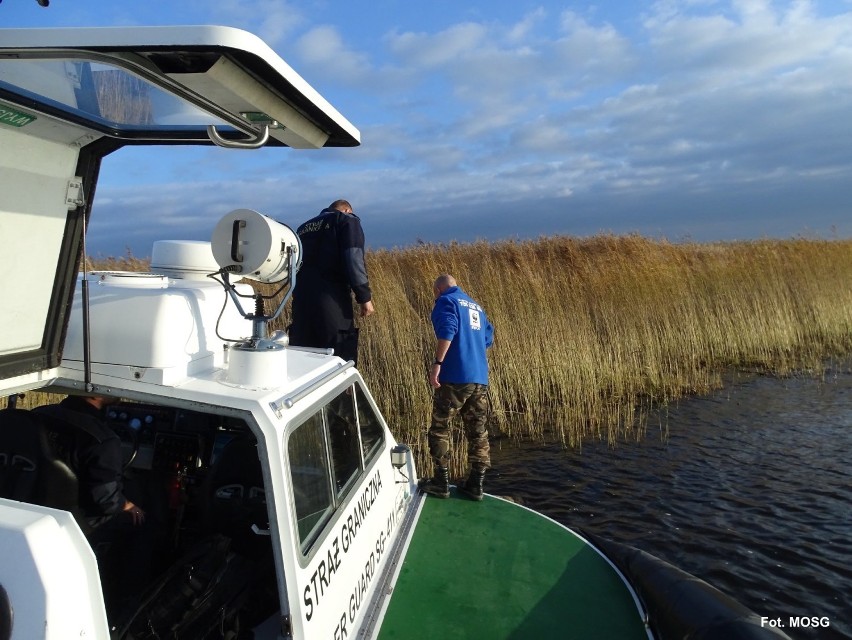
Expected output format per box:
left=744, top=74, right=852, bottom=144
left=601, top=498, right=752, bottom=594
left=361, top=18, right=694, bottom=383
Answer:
left=506, top=8, right=547, bottom=43
left=387, top=23, right=488, bottom=68
left=295, top=25, right=375, bottom=83
left=204, top=0, right=306, bottom=46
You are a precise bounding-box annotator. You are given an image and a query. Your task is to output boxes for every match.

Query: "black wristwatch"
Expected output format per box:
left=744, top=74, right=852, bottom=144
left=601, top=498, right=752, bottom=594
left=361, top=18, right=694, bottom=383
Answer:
left=433, top=360, right=443, bottom=366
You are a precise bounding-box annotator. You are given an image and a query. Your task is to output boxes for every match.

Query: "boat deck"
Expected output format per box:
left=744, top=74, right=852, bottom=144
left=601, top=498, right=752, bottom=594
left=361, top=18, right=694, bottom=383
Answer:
left=377, top=489, right=651, bottom=639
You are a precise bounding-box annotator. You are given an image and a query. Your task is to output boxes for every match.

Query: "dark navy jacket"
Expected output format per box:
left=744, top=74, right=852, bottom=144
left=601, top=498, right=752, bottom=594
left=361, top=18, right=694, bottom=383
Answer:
left=431, top=286, right=494, bottom=385
left=295, top=207, right=372, bottom=306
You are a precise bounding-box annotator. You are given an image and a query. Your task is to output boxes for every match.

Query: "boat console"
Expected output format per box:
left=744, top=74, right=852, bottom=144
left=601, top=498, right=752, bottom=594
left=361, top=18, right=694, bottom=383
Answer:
left=103, top=400, right=262, bottom=543
left=107, top=402, right=252, bottom=473
left=108, top=402, right=215, bottom=473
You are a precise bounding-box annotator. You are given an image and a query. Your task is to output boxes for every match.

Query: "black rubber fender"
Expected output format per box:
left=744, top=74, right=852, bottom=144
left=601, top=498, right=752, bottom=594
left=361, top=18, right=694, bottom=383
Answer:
left=0, top=584, right=12, bottom=640
left=580, top=531, right=792, bottom=640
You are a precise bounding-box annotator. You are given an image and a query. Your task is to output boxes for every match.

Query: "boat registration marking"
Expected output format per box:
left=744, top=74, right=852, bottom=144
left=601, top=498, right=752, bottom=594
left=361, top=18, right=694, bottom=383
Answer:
left=303, top=468, right=384, bottom=622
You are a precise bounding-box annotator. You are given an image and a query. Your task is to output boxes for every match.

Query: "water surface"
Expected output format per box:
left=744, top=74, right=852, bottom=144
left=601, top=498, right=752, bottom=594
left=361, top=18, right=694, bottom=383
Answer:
left=488, top=370, right=852, bottom=639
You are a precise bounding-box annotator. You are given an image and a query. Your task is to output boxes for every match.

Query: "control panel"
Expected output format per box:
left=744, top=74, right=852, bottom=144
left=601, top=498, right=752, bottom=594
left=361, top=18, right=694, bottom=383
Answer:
left=106, top=402, right=214, bottom=472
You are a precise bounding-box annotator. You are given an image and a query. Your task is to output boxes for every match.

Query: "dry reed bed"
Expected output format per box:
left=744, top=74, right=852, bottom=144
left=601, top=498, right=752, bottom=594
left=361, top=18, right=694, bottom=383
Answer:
left=348, top=236, right=852, bottom=473
left=24, top=236, right=852, bottom=475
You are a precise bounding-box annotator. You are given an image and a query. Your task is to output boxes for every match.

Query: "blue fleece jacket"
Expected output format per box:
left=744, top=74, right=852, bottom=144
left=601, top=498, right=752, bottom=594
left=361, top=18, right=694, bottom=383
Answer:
left=431, top=286, right=494, bottom=385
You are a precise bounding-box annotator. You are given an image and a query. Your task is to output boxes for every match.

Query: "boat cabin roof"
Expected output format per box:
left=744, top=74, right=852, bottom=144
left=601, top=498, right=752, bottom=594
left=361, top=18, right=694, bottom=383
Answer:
left=0, top=25, right=360, bottom=148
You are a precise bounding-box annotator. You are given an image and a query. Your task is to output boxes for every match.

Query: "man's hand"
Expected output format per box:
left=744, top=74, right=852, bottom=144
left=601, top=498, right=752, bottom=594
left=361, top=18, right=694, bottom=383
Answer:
left=123, top=500, right=146, bottom=526
left=429, top=363, right=442, bottom=389
left=360, top=300, right=375, bottom=317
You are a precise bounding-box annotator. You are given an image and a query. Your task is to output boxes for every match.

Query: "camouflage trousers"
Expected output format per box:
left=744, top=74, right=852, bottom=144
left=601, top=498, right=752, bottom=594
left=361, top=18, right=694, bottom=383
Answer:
left=428, top=383, right=490, bottom=471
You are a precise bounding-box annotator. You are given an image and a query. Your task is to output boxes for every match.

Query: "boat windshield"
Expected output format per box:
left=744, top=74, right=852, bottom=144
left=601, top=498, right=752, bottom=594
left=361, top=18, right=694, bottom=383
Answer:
left=0, top=57, right=225, bottom=133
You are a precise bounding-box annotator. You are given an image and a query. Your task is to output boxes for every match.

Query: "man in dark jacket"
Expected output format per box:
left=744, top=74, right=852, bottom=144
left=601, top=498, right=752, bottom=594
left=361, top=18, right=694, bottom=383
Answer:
left=421, top=274, right=494, bottom=501
left=35, top=395, right=144, bottom=529
left=289, top=199, right=374, bottom=365
left=35, top=395, right=152, bottom=609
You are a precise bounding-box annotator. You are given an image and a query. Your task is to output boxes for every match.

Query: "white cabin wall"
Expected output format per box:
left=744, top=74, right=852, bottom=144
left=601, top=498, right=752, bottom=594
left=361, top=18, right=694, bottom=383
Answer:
left=0, top=124, right=81, bottom=360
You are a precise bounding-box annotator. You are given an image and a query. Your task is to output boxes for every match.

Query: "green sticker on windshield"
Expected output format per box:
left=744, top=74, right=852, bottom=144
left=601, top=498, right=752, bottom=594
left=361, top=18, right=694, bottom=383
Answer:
left=0, top=103, right=37, bottom=128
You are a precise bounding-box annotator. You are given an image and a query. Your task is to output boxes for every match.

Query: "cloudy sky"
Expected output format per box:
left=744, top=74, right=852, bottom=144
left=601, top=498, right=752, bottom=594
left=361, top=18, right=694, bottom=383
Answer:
left=3, top=0, right=852, bottom=256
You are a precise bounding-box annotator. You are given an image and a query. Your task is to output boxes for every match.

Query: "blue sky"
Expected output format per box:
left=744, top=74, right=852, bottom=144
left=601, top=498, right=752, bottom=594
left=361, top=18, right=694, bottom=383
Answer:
left=3, top=0, right=852, bottom=256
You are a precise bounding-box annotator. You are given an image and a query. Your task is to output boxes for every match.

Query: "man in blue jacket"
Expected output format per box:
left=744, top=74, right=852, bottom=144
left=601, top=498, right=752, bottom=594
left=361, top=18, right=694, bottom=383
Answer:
left=289, top=199, right=374, bottom=365
left=422, top=274, right=494, bottom=501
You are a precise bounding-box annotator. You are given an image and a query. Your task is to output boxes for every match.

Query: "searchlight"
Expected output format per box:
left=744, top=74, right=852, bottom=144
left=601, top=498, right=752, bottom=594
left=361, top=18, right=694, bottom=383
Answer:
left=211, top=208, right=302, bottom=284
left=209, top=209, right=301, bottom=363
left=208, top=209, right=303, bottom=387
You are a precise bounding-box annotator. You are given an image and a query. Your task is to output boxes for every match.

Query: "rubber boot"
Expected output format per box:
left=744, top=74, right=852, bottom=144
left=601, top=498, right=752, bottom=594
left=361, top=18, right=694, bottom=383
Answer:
left=420, top=466, right=450, bottom=498
left=458, top=468, right=485, bottom=501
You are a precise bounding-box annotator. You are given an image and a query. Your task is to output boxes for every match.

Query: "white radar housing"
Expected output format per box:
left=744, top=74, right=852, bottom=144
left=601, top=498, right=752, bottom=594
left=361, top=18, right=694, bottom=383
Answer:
left=211, top=208, right=301, bottom=283
left=151, top=240, right=219, bottom=280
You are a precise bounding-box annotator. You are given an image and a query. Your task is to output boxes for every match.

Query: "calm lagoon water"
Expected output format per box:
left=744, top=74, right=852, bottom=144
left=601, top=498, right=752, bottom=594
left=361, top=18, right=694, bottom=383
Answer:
left=488, top=368, right=852, bottom=639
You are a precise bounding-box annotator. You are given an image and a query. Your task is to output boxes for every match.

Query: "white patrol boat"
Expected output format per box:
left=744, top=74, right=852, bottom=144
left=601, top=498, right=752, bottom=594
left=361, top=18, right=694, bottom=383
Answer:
left=0, top=25, right=790, bottom=640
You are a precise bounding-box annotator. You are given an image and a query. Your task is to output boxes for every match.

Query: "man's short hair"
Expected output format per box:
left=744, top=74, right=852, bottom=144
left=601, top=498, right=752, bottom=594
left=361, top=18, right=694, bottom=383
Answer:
left=434, top=274, right=457, bottom=291
left=329, top=199, right=352, bottom=212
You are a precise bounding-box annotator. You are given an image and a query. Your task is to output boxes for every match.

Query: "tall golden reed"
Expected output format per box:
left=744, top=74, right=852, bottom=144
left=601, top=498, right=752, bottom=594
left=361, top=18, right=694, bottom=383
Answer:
left=19, top=236, right=852, bottom=476
left=345, top=236, right=852, bottom=474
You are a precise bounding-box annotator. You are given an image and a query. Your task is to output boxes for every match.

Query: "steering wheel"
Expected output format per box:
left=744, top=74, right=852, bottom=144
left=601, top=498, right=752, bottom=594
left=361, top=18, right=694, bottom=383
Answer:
left=120, top=420, right=142, bottom=472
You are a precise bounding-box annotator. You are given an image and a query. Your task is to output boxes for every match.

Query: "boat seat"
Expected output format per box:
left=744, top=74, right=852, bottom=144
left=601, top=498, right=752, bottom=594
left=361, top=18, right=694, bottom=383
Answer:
left=113, top=436, right=276, bottom=637
left=0, top=408, right=79, bottom=513
left=199, top=435, right=268, bottom=557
